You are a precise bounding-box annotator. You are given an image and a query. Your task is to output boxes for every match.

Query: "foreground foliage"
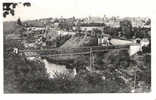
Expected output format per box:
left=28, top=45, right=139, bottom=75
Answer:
left=4, top=51, right=151, bottom=93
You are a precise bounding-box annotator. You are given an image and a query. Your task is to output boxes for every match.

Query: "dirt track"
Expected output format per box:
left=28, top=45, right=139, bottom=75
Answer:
left=110, top=38, right=133, bottom=46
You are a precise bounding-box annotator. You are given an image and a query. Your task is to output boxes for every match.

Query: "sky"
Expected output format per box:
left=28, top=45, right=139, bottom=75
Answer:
left=3, top=0, right=156, bottom=21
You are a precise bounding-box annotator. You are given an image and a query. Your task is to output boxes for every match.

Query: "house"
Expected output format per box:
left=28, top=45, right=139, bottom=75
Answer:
left=97, top=33, right=111, bottom=46
left=80, top=26, right=103, bottom=31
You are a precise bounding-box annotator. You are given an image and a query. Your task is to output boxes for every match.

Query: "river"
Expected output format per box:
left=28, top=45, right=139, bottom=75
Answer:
left=42, top=59, right=69, bottom=78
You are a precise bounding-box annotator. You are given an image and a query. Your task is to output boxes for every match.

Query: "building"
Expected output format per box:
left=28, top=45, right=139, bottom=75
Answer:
left=97, top=33, right=111, bottom=46
left=85, top=16, right=104, bottom=24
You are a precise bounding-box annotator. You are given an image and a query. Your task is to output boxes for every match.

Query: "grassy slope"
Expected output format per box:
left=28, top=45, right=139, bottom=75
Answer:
left=46, top=34, right=97, bottom=62
left=60, top=34, right=97, bottom=49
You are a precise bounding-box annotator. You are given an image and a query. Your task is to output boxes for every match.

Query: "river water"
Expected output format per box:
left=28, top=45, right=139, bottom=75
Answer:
left=42, top=59, right=68, bottom=78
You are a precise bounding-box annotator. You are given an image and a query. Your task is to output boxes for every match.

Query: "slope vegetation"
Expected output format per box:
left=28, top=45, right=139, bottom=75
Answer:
left=60, top=34, right=97, bottom=49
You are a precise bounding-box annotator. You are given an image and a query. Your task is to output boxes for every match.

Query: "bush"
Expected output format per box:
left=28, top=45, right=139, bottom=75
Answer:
left=120, top=20, right=133, bottom=39
left=4, top=55, right=49, bottom=93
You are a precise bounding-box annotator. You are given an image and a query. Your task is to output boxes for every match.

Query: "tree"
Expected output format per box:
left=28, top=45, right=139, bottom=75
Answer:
left=17, top=18, right=22, bottom=25
left=92, top=28, right=102, bottom=37
left=120, top=20, right=133, bottom=39
left=145, top=18, right=151, bottom=25
left=3, top=2, right=31, bottom=18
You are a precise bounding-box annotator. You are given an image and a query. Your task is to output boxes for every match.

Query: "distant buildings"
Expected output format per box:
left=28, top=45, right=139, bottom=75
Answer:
left=82, top=16, right=150, bottom=28
left=72, top=26, right=104, bottom=32
left=84, top=16, right=105, bottom=23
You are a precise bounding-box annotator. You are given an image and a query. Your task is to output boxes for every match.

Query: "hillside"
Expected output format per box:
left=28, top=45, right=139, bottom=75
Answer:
left=60, top=34, right=98, bottom=49
left=23, top=20, right=45, bottom=27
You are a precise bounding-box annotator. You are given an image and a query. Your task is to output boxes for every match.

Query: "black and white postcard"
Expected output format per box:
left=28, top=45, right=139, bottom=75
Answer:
left=1, top=0, right=156, bottom=100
